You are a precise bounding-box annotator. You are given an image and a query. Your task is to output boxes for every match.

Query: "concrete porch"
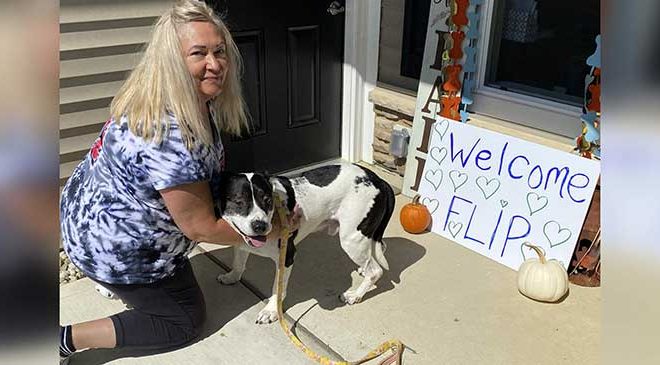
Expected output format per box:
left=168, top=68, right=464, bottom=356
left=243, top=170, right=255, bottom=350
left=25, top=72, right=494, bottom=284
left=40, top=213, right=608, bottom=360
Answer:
left=60, top=166, right=600, bottom=364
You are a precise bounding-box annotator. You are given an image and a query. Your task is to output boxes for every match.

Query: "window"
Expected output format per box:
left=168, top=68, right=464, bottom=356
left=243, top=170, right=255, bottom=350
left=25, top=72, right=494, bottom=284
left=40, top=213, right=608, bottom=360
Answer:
left=377, top=0, right=431, bottom=94
left=486, top=0, right=599, bottom=105
left=400, top=0, right=432, bottom=80
left=472, top=0, right=600, bottom=137
left=374, top=0, right=600, bottom=137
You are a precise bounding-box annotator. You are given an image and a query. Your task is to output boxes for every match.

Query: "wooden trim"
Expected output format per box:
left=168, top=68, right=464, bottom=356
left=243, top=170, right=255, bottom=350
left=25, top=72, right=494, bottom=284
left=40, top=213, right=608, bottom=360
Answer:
left=341, top=0, right=381, bottom=164
left=341, top=0, right=360, bottom=162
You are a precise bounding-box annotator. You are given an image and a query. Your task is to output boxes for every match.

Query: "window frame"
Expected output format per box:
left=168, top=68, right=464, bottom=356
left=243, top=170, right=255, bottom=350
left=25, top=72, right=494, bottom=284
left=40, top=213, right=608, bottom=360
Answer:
left=470, top=0, right=584, bottom=138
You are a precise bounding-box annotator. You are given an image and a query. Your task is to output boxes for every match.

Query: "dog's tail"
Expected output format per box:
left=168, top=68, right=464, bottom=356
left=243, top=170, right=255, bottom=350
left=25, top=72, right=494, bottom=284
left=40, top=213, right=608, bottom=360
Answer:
left=374, top=241, right=389, bottom=271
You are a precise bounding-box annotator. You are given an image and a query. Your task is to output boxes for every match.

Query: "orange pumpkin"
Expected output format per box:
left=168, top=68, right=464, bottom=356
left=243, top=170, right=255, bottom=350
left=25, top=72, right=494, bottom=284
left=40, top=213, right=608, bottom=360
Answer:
left=400, top=194, right=431, bottom=234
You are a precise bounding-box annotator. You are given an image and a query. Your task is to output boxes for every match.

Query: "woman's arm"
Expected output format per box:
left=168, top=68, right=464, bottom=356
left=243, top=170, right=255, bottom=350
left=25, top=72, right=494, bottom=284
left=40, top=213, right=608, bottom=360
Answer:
left=159, top=181, right=245, bottom=245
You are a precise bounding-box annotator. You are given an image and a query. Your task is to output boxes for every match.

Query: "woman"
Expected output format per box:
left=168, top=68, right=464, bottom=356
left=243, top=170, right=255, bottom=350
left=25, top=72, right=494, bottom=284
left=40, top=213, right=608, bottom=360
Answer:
left=59, top=0, right=276, bottom=361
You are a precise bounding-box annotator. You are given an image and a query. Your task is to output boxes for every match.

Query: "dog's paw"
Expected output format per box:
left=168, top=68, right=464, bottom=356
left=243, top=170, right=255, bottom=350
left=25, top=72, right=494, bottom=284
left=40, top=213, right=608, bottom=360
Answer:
left=217, top=272, right=240, bottom=285
left=255, top=307, right=279, bottom=324
left=95, top=284, right=117, bottom=300
left=339, top=290, right=363, bottom=305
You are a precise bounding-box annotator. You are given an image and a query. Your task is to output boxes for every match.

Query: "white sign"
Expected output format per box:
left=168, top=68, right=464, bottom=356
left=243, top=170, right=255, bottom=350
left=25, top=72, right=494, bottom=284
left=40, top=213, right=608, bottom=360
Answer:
left=417, top=118, right=600, bottom=270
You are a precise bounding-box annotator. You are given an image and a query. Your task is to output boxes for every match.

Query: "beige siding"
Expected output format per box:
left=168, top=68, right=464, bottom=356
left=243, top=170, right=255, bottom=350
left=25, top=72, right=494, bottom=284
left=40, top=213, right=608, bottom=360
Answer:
left=59, top=0, right=171, bottom=186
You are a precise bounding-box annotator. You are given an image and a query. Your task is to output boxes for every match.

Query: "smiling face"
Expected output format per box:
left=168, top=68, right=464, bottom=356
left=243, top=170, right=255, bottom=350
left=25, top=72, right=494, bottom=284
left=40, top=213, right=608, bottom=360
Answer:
left=178, top=21, right=228, bottom=103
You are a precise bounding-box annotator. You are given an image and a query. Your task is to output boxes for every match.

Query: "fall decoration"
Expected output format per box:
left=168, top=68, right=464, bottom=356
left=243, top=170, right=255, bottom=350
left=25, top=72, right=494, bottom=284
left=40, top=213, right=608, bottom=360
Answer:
left=518, top=242, right=569, bottom=303
left=400, top=194, right=431, bottom=234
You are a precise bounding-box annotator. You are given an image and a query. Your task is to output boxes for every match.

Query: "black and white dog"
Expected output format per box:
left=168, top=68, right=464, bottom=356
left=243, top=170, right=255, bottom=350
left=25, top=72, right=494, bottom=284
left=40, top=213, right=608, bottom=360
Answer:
left=215, top=163, right=395, bottom=324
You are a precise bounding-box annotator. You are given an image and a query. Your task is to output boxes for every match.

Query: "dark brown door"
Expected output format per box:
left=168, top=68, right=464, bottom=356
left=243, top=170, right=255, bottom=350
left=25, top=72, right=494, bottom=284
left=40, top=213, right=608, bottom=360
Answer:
left=211, top=0, right=344, bottom=173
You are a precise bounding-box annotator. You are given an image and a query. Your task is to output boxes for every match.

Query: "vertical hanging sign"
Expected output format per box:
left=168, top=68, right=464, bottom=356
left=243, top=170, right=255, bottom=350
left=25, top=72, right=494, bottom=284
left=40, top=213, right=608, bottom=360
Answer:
left=402, top=0, right=480, bottom=196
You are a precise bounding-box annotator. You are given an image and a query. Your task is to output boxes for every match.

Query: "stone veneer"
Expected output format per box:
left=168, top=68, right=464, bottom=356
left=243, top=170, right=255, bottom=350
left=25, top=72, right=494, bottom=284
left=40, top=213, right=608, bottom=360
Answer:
left=368, top=87, right=417, bottom=176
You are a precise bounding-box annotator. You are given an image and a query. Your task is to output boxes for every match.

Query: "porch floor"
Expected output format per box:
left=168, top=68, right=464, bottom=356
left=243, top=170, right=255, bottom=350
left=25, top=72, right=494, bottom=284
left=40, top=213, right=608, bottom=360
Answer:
left=60, top=167, right=600, bottom=365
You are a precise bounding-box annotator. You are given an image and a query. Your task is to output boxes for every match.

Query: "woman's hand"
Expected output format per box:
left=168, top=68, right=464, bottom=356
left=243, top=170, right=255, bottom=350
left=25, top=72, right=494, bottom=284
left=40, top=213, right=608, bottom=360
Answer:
left=160, top=181, right=245, bottom=245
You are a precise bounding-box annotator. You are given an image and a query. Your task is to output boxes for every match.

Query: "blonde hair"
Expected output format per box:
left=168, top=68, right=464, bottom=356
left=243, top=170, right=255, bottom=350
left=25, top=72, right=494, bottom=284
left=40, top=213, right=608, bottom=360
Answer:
left=110, top=0, right=248, bottom=148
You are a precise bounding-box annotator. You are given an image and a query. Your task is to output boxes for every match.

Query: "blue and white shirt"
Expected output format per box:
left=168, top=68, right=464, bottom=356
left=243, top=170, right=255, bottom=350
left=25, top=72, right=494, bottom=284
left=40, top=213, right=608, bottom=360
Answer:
left=60, top=113, right=225, bottom=284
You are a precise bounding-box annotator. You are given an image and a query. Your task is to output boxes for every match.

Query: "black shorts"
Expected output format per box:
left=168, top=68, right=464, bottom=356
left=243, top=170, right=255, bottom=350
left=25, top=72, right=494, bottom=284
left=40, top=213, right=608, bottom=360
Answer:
left=94, top=259, right=206, bottom=350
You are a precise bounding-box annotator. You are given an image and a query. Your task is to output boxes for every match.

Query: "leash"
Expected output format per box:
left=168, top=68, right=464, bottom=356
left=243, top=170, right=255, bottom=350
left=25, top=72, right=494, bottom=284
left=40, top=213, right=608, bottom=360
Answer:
left=272, top=195, right=406, bottom=365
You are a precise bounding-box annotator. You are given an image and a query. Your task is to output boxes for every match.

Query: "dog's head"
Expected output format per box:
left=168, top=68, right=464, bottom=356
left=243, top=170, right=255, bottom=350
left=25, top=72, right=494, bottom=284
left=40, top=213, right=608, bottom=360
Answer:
left=217, top=172, right=291, bottom=248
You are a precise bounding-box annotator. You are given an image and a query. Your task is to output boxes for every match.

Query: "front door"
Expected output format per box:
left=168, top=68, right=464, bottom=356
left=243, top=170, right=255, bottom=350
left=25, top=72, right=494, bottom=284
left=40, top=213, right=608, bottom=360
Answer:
left=211, top=0, right=345, bottom=173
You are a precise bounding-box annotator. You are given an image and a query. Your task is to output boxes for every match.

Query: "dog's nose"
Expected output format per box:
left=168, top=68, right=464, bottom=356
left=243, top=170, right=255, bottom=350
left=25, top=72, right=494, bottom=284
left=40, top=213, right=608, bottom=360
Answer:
left=251, top=220, right=268, bottom=234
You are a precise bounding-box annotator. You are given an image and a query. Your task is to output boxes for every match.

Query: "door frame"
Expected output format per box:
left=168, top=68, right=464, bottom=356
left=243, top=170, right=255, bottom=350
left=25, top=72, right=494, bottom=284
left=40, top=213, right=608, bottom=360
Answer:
left=341, top=0, right=381, bottom=164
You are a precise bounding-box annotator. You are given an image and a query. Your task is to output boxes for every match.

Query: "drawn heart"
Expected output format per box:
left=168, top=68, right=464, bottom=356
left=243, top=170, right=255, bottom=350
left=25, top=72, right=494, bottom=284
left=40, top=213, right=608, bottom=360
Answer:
left=526, top=192, right=549, bottom=216
left=475, top=176, right=500, bottom=200
left=543, top=221, right=572, bottom=247
left=429, top=147, right=448, bottom=166
left=424, top=169, right=443, bottom=191
left=434, top=118, right=450, bottom=141
left=447, top=221, right=463, bottom=238
left=421, top=197, right=440, bottom=215
left=499, top=199, right=508, bottom=208
left=449, top=170, right=468, bottom=192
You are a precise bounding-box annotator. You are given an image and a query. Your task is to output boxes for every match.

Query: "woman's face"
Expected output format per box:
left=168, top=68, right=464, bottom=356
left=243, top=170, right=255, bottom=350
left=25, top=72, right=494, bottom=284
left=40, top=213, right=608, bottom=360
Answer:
left=178, top=21, right=228, bottom=103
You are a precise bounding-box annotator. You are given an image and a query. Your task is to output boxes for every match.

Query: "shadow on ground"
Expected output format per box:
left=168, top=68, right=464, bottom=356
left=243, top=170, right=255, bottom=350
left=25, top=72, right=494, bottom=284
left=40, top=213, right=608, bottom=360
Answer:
left=69, top=233, right=425, bottom=364
left=206, top=232, right=427, bottom=315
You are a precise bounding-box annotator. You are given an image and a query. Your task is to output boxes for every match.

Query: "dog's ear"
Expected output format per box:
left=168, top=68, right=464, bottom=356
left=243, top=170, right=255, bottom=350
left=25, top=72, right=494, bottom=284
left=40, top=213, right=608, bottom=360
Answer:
left=270, top=176, right=287, bottom=199
left=270, top=176, right=297, bottom=213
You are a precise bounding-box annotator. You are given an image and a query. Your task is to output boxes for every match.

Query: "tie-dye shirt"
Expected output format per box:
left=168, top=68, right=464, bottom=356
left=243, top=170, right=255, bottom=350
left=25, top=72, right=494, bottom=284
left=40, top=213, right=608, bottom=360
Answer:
left=60, top=113, right=225, bottom=284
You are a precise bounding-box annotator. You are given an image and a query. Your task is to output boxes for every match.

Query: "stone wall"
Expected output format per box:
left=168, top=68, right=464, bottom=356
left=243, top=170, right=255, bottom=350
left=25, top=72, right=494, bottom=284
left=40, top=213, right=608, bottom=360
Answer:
left=369, top=87, right=417, bottom=176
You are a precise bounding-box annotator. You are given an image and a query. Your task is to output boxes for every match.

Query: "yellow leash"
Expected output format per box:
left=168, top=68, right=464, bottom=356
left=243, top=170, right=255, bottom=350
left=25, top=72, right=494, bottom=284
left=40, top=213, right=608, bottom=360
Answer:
left=273, top=195, right=406, bottom=365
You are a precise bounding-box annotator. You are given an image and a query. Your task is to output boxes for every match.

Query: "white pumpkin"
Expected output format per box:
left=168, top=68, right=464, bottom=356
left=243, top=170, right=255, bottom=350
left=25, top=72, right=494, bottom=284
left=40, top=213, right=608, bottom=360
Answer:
left=517, top=243, right=569, bottom=302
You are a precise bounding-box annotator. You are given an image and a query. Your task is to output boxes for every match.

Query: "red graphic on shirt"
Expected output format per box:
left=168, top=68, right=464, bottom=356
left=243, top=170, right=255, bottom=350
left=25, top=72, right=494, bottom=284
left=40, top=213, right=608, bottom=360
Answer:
left=90, top=119, right=113, bottom=162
